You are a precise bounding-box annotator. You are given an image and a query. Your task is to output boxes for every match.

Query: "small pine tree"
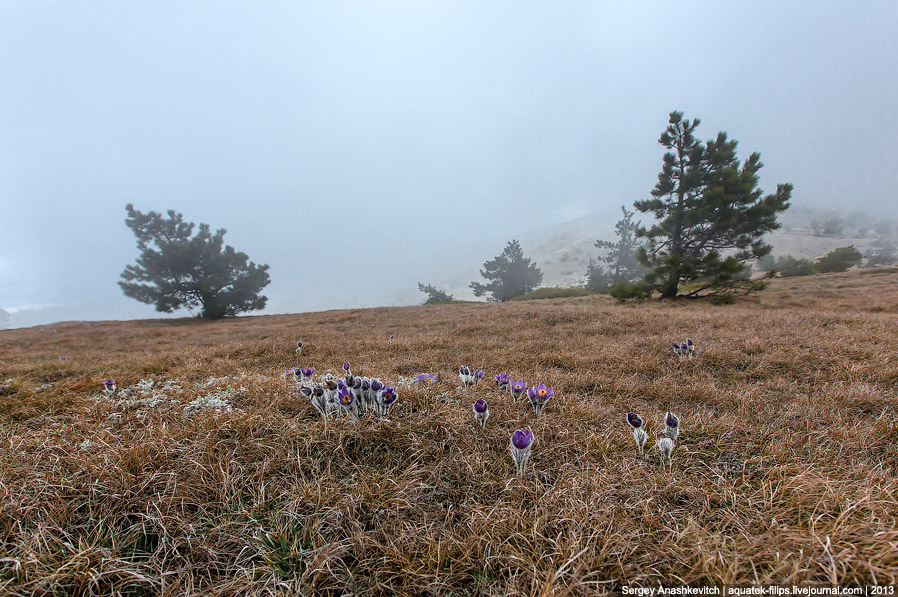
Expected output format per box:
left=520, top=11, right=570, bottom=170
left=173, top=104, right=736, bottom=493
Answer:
left=417, top=283, right=455, bottom=304
left=470, top=240, right=543, bottom=302
left=589, top=206, right=646, bottom=291
left=119, top=204, right=270, bottom=319
left=866, top=238, right=896, bottom=266
left=813, top=246, right=863, bottom=273
left=584, top=259, right=614, bottom=293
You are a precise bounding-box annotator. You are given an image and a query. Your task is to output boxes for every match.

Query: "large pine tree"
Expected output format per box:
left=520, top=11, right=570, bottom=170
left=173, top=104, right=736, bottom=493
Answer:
left=470, top=240, right=542, bottom=302
left=635, top=111, right=792, bottom=298
left=119, top=204, right=270, bottom=319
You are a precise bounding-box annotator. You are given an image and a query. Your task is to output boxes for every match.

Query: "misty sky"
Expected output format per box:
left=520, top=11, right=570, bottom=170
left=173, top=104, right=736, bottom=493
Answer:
left=1, top=1, right=896, bottom=324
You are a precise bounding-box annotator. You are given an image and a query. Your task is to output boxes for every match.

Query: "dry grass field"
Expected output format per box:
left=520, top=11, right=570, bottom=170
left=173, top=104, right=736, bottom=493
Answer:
left=1, top=269, right=897, bottom=595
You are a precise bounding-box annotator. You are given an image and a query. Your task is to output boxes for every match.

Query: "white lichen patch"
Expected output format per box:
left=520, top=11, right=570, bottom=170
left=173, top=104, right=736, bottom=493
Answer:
left=184, top=385, right=243, bottom=415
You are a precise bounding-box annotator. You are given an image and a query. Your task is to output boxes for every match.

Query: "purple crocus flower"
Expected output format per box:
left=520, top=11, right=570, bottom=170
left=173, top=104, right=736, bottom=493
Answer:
left=628, top=412, right=647, bottom=456
left=472, top=399, right=489, bottom=427
left=416, top=373, right=438, bottom=385
left=511, top=428, right=534, bottom=450
left=377, top=385, right=398, bottom=416
left=510, top=428, right=534, bottom=475
left=665, top=411, right=680, bottom=441
left=495, top=372, right=510, bottom=391
left=337, top=384, right=356, bottom=419
left=527, top=383, right=553, bottom=414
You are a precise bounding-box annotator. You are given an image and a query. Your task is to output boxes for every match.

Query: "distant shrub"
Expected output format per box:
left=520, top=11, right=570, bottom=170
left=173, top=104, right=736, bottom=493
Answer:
left=417, top=283, right=456, bottom=305
left=813, top=246, right=862, bottom=273
left=865, top=239, right=896, bottom=267
left=757, top=253, right=777, bottom=272
left=776, top=255, right=814, bottom=277
left=512, top=287, right=594, bottom=301
left=608, top=280, right=652, bottom=301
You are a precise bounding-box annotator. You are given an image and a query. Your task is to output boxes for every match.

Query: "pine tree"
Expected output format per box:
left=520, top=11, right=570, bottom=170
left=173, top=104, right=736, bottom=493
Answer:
left=470, top=240, right=542, bottom=302
left=119, top=204, right=270, bottom=319
left=635, top=111, right=792, bottom=298
left=587, top=206, right=646, bottom=292
left=417, top=283, right=455, bottom=304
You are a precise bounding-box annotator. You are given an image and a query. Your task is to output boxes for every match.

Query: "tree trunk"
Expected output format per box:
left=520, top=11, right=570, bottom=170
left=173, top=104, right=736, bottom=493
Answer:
left=661, top=270, right=680, bottom=299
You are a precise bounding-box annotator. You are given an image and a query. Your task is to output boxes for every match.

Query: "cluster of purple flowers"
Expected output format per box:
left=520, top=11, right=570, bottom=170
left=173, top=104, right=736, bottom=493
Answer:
left=289, top=359, right=399, bottom=421
left=416, top=373, right=439, bottom=386
left=626, top=410, right=680, bottom=466
left=458, top=365, right=485, bottom=389
left=671, top=338, right=695, bottom=359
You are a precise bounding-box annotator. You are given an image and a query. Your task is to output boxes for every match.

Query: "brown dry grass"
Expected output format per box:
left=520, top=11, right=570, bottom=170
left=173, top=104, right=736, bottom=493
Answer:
left=1, top=269, right=897, bottom=595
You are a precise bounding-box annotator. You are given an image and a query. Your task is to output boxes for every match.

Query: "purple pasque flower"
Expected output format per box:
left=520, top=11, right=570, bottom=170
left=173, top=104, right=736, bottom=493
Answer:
left=377, top=385, right=398, bottom=416
left=301, top=367, right=315, bottom=377
left=472, top=399, right=489, bottom=427
left=495, top=372, right=510, bottom=390
left=510, top=379, right=527, bottom=400
left=103, top=379, right=116, bottom=394
left=680, top=342, right=688, bottom=356
left=295, top=341, right=303, bottom=355
left=672, top=343, right=683, bottom=356
left=336, top=383, right=358, bottom=420
left=511, top=428, right=534, bottom=450
left=510, top=428, right=534, bottom=475
left=459, top=365, right=473, bottom=388
left=59, top=356, right=67, bottom=361
left=285, top=368, right=296, bottom=377
left=342, top=362, right=351, bottom=373
left=685, top=338, right=695, bottom=358
left=416, top=373, right=438, bottom=386
left=474, top=369, right=484, bottom=382
left=299, top=385, right=313, bottom=398
left=628, top=412, right=648, bottom=456
left=526, top=383, right=553, bottom=414
left=664, top=411, right=680, bottom=440
left=370, top=379, right=384, bottom=393
left=296, top=341, right=303, bottom=348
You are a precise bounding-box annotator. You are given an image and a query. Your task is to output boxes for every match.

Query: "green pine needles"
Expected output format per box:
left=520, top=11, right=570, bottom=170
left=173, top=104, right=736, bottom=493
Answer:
left=119, top=204, right=271, bottom=319
left=635, top=111, right=792, bottom=299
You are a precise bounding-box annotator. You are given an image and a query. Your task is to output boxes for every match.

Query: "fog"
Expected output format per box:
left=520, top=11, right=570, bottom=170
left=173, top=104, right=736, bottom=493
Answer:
left=2, top=1, right=896, bottom=328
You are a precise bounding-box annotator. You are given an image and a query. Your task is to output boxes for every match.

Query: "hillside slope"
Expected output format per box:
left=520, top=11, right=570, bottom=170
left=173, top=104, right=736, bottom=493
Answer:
left=1, top=269, right=896, bottom=592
